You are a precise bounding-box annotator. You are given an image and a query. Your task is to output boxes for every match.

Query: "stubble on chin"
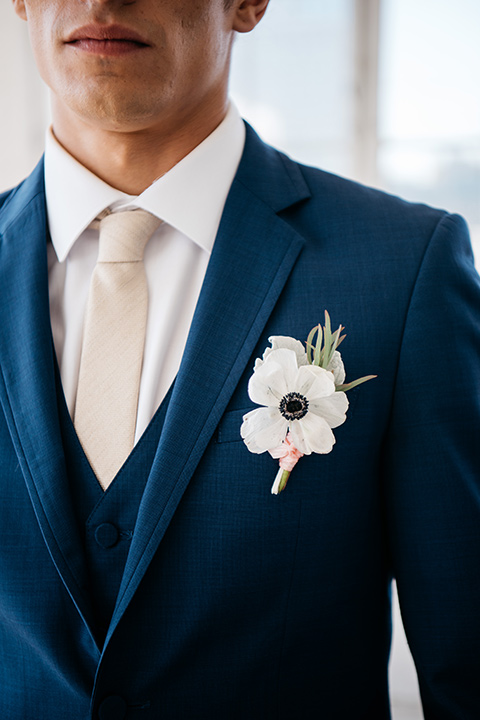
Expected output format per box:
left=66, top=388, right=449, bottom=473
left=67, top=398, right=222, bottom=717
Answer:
left=59, top=71, right=170, bottom=132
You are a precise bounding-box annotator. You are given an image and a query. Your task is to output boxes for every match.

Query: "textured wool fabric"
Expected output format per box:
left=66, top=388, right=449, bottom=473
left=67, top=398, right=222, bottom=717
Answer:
left=74, top=210, right=161, bottom=489
left=1, top=126, right=480, bottom=719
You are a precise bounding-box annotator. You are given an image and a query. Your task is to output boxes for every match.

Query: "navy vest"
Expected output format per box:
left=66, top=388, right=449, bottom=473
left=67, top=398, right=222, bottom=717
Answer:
left=55, top=369, right=172, bottom=642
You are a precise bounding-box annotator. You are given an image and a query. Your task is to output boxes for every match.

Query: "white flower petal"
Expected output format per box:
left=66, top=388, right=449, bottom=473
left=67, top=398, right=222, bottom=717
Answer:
left=262, top=348, right=300, bottom=389
left=327, top=351, right=346, bottom=385
left=240, top=407, right=287, bottom=453
left=294, top=364, right=335, bottom=399
left=289, top=412, right=336, bottom=455
left=248, top=360, right=288, bottom=406
left=267, top=336, right=308, bottom=365
left=309, top=391, right=349, bottom=429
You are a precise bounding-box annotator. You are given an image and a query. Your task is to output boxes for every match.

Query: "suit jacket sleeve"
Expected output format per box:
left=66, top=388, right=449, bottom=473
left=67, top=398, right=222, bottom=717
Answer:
left=383, top=212, right=480, bottom=718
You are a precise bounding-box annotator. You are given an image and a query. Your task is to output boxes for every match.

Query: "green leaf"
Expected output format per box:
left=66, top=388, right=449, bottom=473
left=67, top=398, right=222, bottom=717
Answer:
left=305, top=313, right=375, bottom=394
left=278, top=470, right=290, bottom=493
left=326, top=325, right=343, bottom=367
left=323, top=311, right=332, bottom=366
left=313, top=325, right=323, bottom=367
left=336, top=375, right=377, bottom=392
left=306, top=325, right=319, bottom=365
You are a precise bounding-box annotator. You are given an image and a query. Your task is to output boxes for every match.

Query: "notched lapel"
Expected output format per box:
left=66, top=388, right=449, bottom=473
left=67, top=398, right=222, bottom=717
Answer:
left=109, top=130, right=311, bottom=639
left=0, top=163, right=97, bottom=642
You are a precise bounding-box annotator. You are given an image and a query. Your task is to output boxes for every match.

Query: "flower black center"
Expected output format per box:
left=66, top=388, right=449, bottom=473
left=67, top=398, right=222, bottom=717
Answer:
left=279, top=392, right=309, bottom=421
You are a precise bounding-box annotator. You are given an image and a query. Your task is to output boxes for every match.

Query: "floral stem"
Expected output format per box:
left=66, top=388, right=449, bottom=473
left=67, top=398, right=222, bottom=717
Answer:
left=271, top=468, right=291, bottom=495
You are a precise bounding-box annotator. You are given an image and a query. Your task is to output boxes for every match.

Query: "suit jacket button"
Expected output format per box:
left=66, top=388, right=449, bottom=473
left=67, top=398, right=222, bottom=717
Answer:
left=98, top=695, right=127, bottom=720
left=95, top=523, right=119, bottom=549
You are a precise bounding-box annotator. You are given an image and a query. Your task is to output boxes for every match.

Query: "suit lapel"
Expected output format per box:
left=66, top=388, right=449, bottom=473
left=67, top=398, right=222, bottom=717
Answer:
left=109, top=128, right=311, bottom=639
left=0, top=162, right=97, bottom=643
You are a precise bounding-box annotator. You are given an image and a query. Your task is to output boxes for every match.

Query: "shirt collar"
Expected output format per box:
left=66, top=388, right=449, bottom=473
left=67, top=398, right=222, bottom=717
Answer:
left=45, top=103, right=246, bottom=262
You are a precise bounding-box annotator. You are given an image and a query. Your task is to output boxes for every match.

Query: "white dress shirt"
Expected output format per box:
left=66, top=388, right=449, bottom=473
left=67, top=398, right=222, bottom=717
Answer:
left=46, top=104, right=245, bottom=442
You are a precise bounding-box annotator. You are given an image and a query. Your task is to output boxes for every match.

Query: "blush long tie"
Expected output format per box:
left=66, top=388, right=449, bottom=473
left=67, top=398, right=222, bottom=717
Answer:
left=74, top=209, right=161, bottom=490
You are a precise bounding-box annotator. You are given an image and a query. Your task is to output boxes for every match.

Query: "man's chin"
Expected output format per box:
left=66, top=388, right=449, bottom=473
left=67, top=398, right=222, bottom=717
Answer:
left=62, top=91, right=168, bottom=134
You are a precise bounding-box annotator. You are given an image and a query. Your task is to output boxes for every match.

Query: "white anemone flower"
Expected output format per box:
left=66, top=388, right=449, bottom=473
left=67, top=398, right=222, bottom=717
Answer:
left=241, top=347, right=349, bottom=456
left=327, top=350, right=345, bottom=385
left=256, top=335, right=346, bottom=385
left=255, top=335, right=308, bottom=369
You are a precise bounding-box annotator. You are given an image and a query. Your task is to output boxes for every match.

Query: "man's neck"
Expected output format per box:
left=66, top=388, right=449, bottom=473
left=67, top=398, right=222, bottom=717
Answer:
left=50, top=95, right=229, bottom=195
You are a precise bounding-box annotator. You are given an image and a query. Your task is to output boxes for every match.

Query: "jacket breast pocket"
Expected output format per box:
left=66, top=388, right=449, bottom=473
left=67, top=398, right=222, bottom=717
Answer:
left=215, top=407, right=252, bottom=444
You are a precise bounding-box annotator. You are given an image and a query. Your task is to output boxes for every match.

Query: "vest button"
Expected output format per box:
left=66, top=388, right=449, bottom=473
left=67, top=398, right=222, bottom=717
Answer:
left=95, top=523, right=119, bottom=549
left=98, top=695, right=127, bottom=720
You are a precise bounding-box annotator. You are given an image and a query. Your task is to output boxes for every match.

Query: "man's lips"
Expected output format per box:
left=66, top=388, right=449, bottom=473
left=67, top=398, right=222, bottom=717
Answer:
left=65, top=24, right=150, bottom=55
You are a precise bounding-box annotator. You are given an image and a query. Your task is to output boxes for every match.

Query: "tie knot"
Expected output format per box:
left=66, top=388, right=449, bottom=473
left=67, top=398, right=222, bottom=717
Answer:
left=96, top=209, right=161, bottom=263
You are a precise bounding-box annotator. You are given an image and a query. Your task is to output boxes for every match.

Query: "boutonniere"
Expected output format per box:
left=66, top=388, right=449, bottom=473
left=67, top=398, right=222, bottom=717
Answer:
left=240, top=312, right=376, bottom=494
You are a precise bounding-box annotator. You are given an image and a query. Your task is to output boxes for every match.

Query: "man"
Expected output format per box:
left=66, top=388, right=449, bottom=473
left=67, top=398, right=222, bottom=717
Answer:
left=1, top=0, right=480, bottom=718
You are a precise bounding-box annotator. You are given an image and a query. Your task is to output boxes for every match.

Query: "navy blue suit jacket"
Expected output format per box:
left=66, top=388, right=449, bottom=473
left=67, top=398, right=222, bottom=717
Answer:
left=1, top=125, right=480, bottom=719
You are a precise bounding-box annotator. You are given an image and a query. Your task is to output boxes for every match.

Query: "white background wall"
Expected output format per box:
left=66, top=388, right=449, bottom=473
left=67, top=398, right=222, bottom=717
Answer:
left=1, top=3, right=480, bottom=718
left=0, top=3, right=48, bottom=190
